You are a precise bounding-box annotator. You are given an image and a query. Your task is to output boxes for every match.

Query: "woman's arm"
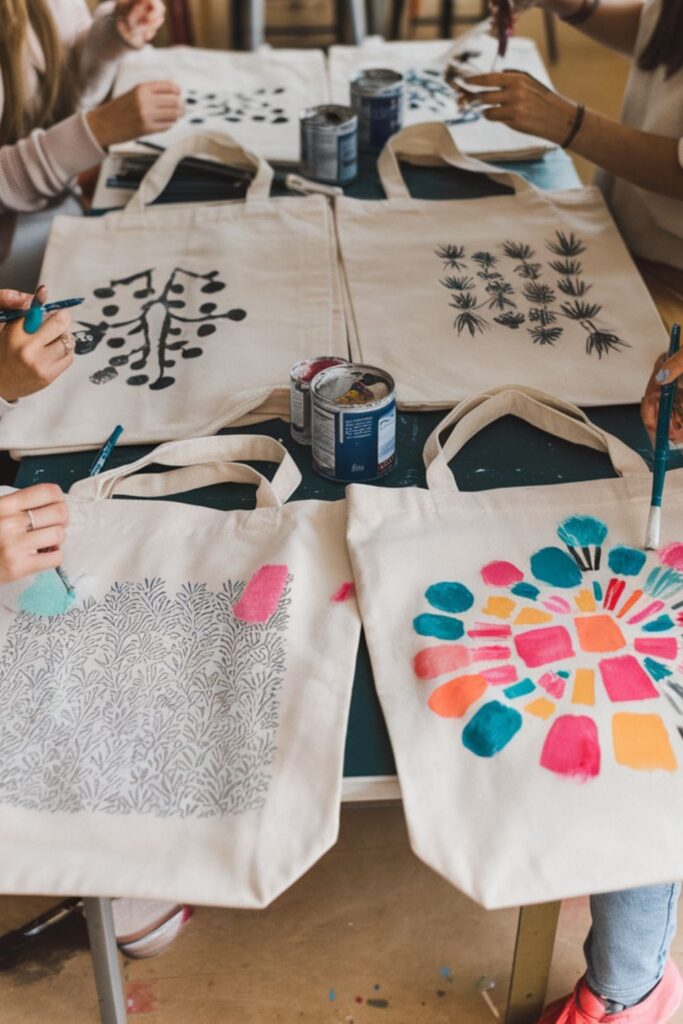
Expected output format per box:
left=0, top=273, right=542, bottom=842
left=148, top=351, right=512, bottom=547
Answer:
left=541, top=0, right=643, bottom=56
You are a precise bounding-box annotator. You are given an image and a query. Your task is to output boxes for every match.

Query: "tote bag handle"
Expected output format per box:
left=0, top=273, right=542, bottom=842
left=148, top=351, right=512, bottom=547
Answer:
left=377, top=122, right=535, bottom=200
left=424, top=386, right=649, bottom=494
left=125, top=130, right=274, bottom=211
left=70, top=435, right=301, bottom=508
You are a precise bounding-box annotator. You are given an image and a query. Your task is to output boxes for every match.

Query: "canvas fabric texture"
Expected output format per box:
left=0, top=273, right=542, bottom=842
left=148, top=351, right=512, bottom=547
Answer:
left=0, top=435, right=360, bottom=908
left=328, top=24, right=556, bottom=161
left=112, top=45, right=329, bottom=163
left=335, top=122, right=668, bottom=410
left=0, top=133, right=346, bottom=456
left=346, top=386, right=683, bottom=908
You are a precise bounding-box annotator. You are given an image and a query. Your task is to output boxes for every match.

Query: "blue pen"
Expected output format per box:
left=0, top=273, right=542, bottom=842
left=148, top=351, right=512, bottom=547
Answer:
left=89, top=425, right=124, bottom=477
left=0, top=297, right=84, bottom=324
left=645, top=322, right=681, bottom=550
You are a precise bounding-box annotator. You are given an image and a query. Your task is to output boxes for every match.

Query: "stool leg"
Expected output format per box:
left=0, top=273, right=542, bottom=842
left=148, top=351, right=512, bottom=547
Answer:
left=390, top=0, right=406, bottom=38
left=348, top=0, right=369, bottom=41
left=543, top=8, right=560, bottom=64
left=245, top=0, right=266, bottom=49
left=368, top=0, right=386, bottom=33
left=440, top=0, right=454, bottom=37
left=505, top=902, right=561, bottom=1024
left=83, top=898, right=127, bottom=1024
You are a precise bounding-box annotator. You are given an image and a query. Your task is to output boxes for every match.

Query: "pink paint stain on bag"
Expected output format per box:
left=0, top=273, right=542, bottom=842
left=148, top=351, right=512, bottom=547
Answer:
left=233, top=565, right=289, bottom=623
left=332, top=582, right=356, bottom=603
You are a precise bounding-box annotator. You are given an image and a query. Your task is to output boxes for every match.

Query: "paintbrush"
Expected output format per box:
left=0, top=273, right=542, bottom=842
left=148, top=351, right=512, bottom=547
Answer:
left=645, top=322, right=681, bottom=550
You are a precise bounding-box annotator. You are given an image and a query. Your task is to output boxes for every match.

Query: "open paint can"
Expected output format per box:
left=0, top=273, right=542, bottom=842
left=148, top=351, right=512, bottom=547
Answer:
left=300, top=104, right=358, bottom=186
left=350, top=69, right=404, bottom=151
left=290, top=357, right=349, bottom=445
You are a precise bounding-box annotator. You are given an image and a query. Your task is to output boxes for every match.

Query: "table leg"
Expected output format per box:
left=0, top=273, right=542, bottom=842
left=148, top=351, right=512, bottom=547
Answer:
left=505, top=901, right=561, bottom=1024
left=245, top=0, right=266, bottom=50
left=347, top=0, right=369, bottom=42
left=368, top=0, right=386, bottom=34
left=83, top=898, right=127, bottom=1024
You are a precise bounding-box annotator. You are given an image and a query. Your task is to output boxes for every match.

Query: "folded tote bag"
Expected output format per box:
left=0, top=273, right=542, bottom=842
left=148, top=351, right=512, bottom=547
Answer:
left=0, top=435, right=360, bottom=907
left=328, top=24, right=555, bottom=161
left=336, top=122, right=667, bottom=409
left=113, top=45, right=328, bottom=163
left=0, top=133, right=346, bottom=456
left=347, top=387, right=683, bottom=908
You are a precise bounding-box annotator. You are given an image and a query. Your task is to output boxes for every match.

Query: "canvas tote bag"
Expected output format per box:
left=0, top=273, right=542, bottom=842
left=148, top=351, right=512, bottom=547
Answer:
left=328, top=24, right=556, bottom=161
left=336, top=122, right=668, bottom=410
left=0, top=434, right=360, bottom=907
left=347, top=386, right=683, bottom=908
left=113, top=45, right=328, bottom=163
left=0, top=132, right=346, bottom=456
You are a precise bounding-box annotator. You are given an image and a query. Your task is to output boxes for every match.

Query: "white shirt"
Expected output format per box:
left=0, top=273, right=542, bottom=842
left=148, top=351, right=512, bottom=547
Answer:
left=598, top=0, right=683, bottom=270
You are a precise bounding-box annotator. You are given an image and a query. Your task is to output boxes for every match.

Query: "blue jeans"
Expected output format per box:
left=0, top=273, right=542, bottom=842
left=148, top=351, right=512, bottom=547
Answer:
left=584, top=883, right=681, bottom=1013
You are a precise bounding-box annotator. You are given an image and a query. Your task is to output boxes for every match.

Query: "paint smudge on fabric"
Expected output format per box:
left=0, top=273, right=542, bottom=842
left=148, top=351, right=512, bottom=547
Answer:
left=643, top=657, right=673, bottom=681
left=413, top=613, right=464, bottom=640
left=467, top=624, right=512, bottom=638
left=511, top=582, right=540, bottom=600
left=425, top=581, right=474, bottom=613
left=603, top=578, right=625, bottom=611
left=608, top=546, right=647, bottom=576
left=504, top=678, right=536, bottom=699
left=628, top=599, right=665, bottom=625
left=557, top=515, right=608, bottom=547
left=617, top=588, right=644, bottom=619
left=18, top=571, right=76, bottom=617
left=524, top=697, right=556, bottom=719
left=515, top=607, right=553, bottom=625
left=599, top=655, right=659, bottom=701
left=414, top=644, right=470, bottom=679
left=530, top=547, right=583, bottom=589
left=613, top=713, right=677, bottom=771
left=429, top=675, right=487, bottom=717
left=233, top=564, right=288, bottom=623
left=575, top=614, right=626, bottom=653
left=462, top=701, right=522, bottom=757
left=514, top=625, right=575, bottom=668
left=575, top=588, right=596, bottom=612
left=660, top=543, right=683, bottom=570
left=332, top=582, right=356, bottom=603
left=481, top=561, right=524, bottom=587
left=481, top=665, right=518, bottom=684
left=540, top=715, right=600, bottom=780
left=543, top=596, right=572, bottom=614
left=634, top=637, right=678, bottom=660
left=572, top=669, right=595, bottom=705
left=643, top=615, right=675, bottom=632
left=482, top=595, right=516, bottom=619
left=538, top=671, right=566, bottom=699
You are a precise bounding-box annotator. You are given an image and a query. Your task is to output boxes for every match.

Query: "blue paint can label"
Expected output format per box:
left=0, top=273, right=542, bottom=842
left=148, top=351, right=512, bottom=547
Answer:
left=351, top=69, right=404, bottom=152
left=300, top=105, right=358, bottom=186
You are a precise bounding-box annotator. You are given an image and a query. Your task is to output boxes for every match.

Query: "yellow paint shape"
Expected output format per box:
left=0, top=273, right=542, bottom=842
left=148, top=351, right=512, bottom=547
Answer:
left=514, top=607, right=553, bottom=626
left=613, top=713, right=677, bottom=772
left=524, top=697, right=556, bottom=720
left=574, top=589, right=596, bottom=613
left=572, top=669, right=595, bottom=706
left=483, top=596, right=516, bottom=620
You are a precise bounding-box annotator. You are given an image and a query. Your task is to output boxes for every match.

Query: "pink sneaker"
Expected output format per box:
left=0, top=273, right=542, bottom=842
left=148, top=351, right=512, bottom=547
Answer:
left=539, top=961, right=683, bottom=1024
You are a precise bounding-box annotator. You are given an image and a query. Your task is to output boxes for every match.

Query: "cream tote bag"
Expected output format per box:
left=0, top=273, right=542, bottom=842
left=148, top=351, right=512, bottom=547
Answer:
left=328, top=24, right=556, bottom=161
left=0, top=435, right=360, bottom=907
left=347, top=387, right=683, bottom=908
left=0, top=133, right=346, bottom=456
left=336, top=122, right=667, bottom=410
left=113, top=45, right=328, bottom=163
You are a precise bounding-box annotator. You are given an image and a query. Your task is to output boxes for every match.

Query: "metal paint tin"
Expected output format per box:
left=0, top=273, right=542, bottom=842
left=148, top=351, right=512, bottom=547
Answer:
left=350, top=69, right=404, bottom=152
left=311, top=364, right=396, bottom=482
left=290, top=356, right=349, bottom=445
left=300, top=104, right=358, bottom=186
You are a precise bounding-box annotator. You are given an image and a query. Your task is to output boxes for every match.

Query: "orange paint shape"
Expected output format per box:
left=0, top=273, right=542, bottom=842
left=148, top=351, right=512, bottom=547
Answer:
left=572, top=669, right=595, bottom=706
left=514, top=608, right=553, bottom=626
left=612, top=713, right=677, bottom=772
left=617, top=588, right=643, bottom=619
left=428, top=674, right=487, bottom=718
left=524, top=697, right=556, bottom=720
left=575, top=614, right=626, bottom=653
left=482, top=596, right=516, bottom=619
left=574, top=589, right=596, bottom=613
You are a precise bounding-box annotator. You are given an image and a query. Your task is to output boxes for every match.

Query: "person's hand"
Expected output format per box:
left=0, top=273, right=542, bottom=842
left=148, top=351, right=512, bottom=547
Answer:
left=0, top=306, right=74, bottom=403
left=115, top=0, right=166, bottom=47
left=448, top=70, right=579, bottom=146
left=0, top=484, right=68, bottom=583
left=641, top=352, right=683, bottom=445
left=86, top=82, right=184, bottom=149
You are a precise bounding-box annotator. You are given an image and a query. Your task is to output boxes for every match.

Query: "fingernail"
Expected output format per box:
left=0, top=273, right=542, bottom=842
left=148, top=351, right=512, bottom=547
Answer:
left=23, top=306, right=44, bottom=334
left=656, top=369, right=670, bottom=384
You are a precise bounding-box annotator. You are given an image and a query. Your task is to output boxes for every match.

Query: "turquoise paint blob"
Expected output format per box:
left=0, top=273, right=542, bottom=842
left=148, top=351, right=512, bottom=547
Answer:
left=644, top=657, right=672, bottom=681
left=558, top=670, right=570, bottom=679
left=462, top=701, right=522, bottom=758
left=593, top=581, right=603, bottom=602
left=557, top=515, right=608, bottom=547
left=504, top=678, right=536, bottom=699
left=413, top=613, right=464, bottom=641
left=530, top=547, right=583, bottom=589
left=643, top=615, right=675, bottom=633
left=18, top=571, right=75, bottom=618
left=425, top=581, right=474, bottom=614
left=608, top=545, right=647, bottom=577
left=511, top=582, right=540, bottom=600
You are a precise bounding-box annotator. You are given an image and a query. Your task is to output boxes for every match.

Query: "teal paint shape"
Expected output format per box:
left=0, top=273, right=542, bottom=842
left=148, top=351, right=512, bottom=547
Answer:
left=511, top=582, right=539, bottom=600
left=644, top=657, right=672, bottom=681
left=593, top=581, right=603, bottom=601
left=608, top=545, right=647, bottom=577
left=462, top=701, right=522, bottom=758
left=557, top=515, right=608, bottom=546
left=558, top=670, right=570, bottom=679
left=413, top=613, right=464, bottom=640
left=530, top=547, right=582, bottom=589
left=643, top=615, right=675, bottom=633
left=425, top=581, right=474, bottom=614
left=18, top=571, right=75, bottom=617
left=504, top=678, right=535, bottom=699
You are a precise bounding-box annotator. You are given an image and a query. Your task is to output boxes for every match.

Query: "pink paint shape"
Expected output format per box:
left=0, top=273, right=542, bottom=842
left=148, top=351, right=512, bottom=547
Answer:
left=540, top=715, right=600, bottom=781
left=481, top=665, right=518, bottom=685
left=472, top=645, right=511, bottom=661
left=514, top=626, right=575, bottom=669
left=331, top=581, right=356, bottom=603
left=634, top=637, right=679, bottom=660
left=414, top=644, right=471, bottom=680
left=538, top=671, right=566, bottom=699
left=481, top=561, right=524, bottom=587
left=233, top=564, right=289, bottom=623
left=467, top=625, right=512, bottom=638
left=660, top=543, right=683, bottom=570
left=543, top=597, right=572, bottom=614
left=599, top=654, right=660, bottom=702
left=604, top=578, right=626, bottom=612
left=628, top=600, right=665, bottom=625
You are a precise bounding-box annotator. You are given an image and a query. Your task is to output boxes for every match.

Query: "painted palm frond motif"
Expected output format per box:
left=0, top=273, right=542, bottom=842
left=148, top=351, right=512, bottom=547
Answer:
left=560, top=300, right=629, bottom=357
left=440, top=275, right=475, bottom=291
left=557, top=277, right=592, bottom=297
left=435, top=243, right=466, bottom=270
left=549, top=258, right=583, bottom=277
left=529, top=325, right=563, bottom=345
left=503, top=241, right=535, bottom=262
left=546, top=231, right=587, bottom=257
left=494, top=312, right=526, bottom=329
left=522, top=282, right=557, bottom=306
left=486, top=281, right=517, bottom=311
left=449, top=292, right=488, bottom=336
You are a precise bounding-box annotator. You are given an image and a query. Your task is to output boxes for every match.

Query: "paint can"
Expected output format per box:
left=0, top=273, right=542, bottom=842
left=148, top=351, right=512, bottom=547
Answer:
left=300, top=105, right=358, bottom=186
left=350, top=69, right=404, bottom=152
left=290, top=356, right=349, bottom=445
left=311, top=364, right=396, bottom=482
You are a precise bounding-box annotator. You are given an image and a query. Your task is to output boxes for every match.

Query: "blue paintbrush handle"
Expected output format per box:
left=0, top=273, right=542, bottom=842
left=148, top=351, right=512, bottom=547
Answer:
left=650, top=324, right=681, bottom=508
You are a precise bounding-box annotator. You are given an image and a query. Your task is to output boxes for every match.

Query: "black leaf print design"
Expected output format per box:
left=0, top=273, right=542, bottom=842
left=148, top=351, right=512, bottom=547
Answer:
left=472, top=251, right=499, bottom=273
left=485, top=280, right=517, bottom=311
left=0, top=577, right=291, bottom=818
left=546, top=231, right=587, bottom=257
left=502, top=241, right=542, bottom=281
left=449, top=292, right=488, bottom=335
left=74, top=268, right=247, bottom=390
left=440, top=275, right=476, bottom=291
left=529, top=325, right=563, bottom=345
left=435, top=243, right=466, bottom=270
left=184, top=86, right=289, bottom=126
left=560, top=300, right=630, bottom=357
left=494, top=311, right=526, bottom=329
left=548, top=258, right=583, bottom=276
left=557, top=277, right=592, bottom=297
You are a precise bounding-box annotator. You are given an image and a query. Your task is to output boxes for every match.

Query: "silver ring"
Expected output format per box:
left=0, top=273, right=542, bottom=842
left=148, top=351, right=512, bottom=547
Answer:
left=26, top=509, right=35, bottom=532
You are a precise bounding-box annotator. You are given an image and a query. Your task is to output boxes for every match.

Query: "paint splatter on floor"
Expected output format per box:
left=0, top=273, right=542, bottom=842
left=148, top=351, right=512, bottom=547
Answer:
left=126, top=981, right=158, bottom=1014
left=440, top=965, right=455, bottom=982
left=329, top=989, right=336, bottom=1002
left=367, top=997, right=389, bottom=1008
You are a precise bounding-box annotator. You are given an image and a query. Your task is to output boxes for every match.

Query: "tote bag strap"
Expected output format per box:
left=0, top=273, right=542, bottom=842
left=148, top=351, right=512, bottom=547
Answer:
left=424, top=386, right=649, bottom=494
left=377, top=122, right=535, bottom=200
left=125, top=130, right=274, bottom=211
left=70, top=435, right=301, bottom=507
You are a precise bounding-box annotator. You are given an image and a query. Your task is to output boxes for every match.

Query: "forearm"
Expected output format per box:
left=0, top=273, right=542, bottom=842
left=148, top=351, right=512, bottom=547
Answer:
left=572, top=110, right=683, bottom=200
left=542, top=0, right=644, bottom=56
left=67, top=1, right=133, bottom=109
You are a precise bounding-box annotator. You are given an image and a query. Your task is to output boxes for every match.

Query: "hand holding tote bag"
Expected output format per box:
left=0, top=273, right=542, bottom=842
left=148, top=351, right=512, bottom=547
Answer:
left=336, top=122, right=667, bottom=409
left=0, top=132, right=346, bottom=456
left=347, top=387, right=683, bottom=908
left=0, top=435, right=360, bottom=907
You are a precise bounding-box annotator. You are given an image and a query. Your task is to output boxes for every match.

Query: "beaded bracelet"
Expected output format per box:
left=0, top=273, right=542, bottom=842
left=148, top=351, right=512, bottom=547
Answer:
left=561, top=103, right=586, bottom=149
